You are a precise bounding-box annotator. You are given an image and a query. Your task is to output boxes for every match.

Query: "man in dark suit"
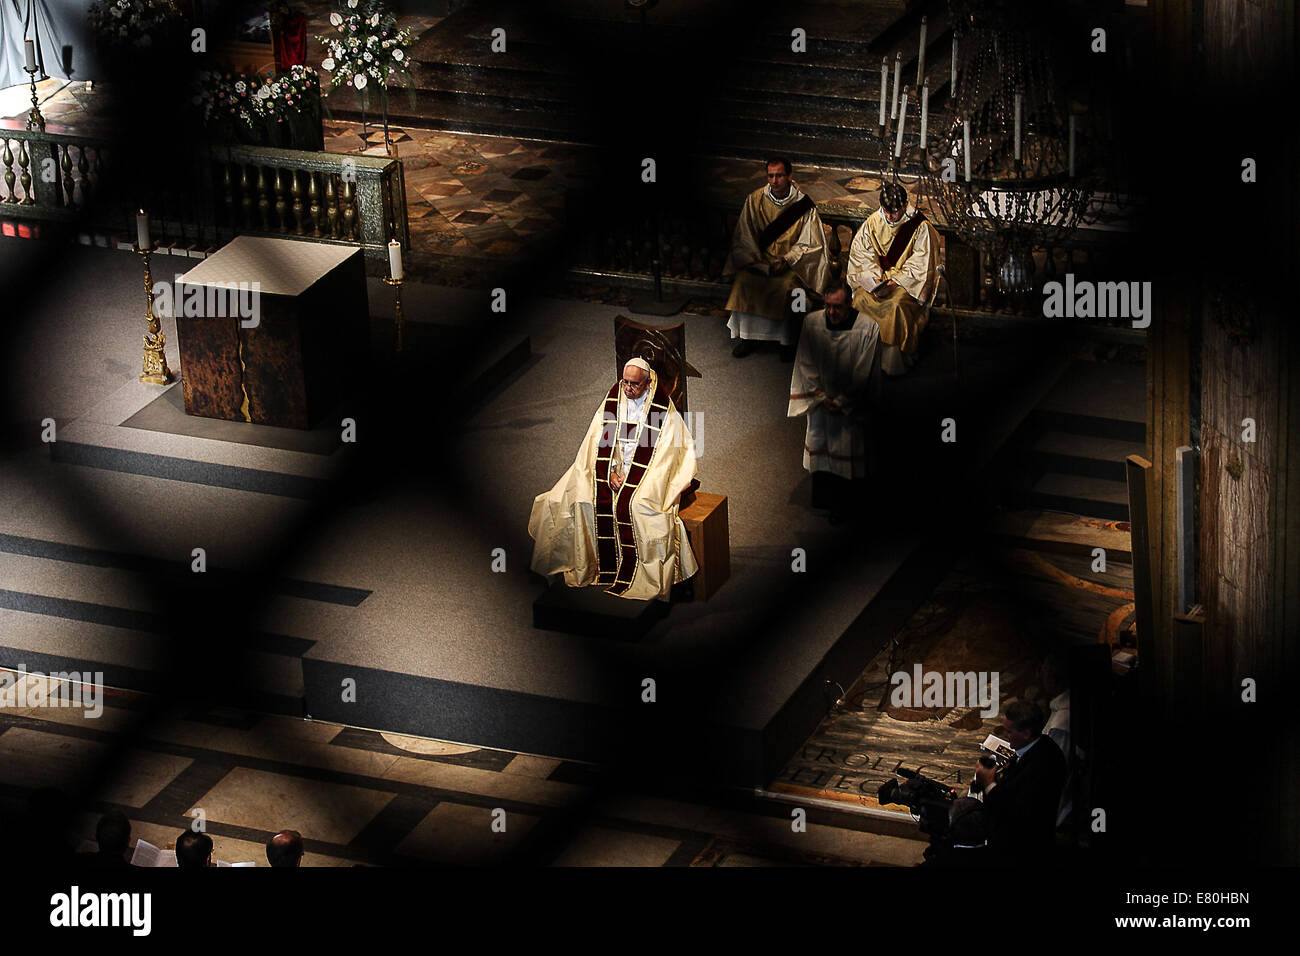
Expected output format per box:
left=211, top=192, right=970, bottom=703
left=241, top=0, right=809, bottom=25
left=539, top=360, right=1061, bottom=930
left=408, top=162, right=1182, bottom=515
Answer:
left=974, top=700, right=1067, bottom=864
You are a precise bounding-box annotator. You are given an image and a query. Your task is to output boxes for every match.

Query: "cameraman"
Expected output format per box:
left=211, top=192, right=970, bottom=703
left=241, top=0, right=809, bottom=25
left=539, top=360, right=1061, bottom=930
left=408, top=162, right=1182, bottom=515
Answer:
left=923, top=797, right=992, bottom=867
left=973, top=700, right=1066, bottom=864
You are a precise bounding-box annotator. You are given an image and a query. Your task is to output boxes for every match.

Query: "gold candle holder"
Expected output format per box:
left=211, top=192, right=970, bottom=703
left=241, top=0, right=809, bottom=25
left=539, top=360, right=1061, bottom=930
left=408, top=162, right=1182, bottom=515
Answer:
left=137, top=245, right=173, bottom=385
left=382, top=275, right=405, bottom=353
left=24, top=65, right=45, bottom=132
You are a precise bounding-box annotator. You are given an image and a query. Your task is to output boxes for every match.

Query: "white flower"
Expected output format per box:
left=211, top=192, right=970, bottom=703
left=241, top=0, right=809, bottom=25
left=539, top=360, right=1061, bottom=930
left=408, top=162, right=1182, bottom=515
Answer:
left=257, top=86, right=271, bottom=99
left=354, top=73, right=367, bottom=90
left=368, top=13, right=380, bottom=27
left=393, top=48, right=404, bottom=61
left=347, top=0, right=358, bottom=6
left=363, top=51, right=372, bottom=61
left=235, top=80, right=246, bottom=93
left=329, top=12, right=342, bottom=26
left=322, top=57, right=335, bottom=71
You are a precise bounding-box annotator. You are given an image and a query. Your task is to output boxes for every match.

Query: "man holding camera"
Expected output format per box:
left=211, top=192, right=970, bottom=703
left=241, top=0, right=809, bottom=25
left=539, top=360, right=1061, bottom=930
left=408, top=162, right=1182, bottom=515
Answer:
left=973, top=700, right=1067, bottom=863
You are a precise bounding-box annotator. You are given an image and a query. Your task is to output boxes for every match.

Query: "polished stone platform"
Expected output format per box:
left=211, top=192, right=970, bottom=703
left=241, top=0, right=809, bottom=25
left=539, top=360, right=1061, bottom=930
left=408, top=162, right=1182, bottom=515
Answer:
left=52, top=314, right=530, bottom=499
left=532, top=581, right=669, bottom=641
left=7, top=241, right=1076, bottom=788
left=52, top=379, right=353, bottom=499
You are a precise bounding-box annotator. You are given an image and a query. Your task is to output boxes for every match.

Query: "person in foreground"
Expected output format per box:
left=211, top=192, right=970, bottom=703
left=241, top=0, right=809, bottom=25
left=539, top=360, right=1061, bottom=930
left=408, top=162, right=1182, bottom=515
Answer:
left=973, top=700, right=1068, bottom=863
left=529, top=358, right=698, bottom=601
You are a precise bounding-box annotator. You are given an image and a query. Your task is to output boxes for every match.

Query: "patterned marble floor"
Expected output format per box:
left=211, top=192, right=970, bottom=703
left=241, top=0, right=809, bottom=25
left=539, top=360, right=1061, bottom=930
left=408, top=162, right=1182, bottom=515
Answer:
left=0, top=668, right=926, bottom=867
left=775, top=537, right=1134, bottom=811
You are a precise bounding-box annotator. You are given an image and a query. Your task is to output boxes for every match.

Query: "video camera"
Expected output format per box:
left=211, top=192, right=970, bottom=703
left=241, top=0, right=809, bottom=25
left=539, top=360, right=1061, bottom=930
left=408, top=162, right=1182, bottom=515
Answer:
left=877, top=767, right=958, bottom=837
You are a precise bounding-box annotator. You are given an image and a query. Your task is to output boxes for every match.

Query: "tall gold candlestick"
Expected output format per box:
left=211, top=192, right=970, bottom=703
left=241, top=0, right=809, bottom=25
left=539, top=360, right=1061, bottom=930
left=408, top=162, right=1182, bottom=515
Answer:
left=24, top=65, right=45, bottom=132
left=383, top=275, right=405, bottom=353
left=137, top=246, right=173, bottom=384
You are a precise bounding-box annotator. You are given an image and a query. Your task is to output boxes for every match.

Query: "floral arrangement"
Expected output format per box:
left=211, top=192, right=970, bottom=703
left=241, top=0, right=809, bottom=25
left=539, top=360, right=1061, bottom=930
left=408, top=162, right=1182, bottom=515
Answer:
left=317, top=0, right=415, bottom=93
left=195, top=66, right=321, bottom=127
left=87, top=0, right=182, bottom=48
left=258, top=65, right=322, bottom=123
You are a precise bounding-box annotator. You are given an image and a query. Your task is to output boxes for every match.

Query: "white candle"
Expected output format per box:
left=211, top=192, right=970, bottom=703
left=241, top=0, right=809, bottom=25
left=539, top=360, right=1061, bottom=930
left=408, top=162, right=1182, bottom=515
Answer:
left=136, top=210, right=150, bottom=250
left=951, top=36, right=957, bottom=97
left=1069, top=115, right=1076, bottom=177
left=963, top=120, right=971, bottom=182
left=388, top=239, right=403, bottom=281
left=920, top=84, right=928, bottom=148
left=894, top=88, right=908, bottom=158
left=916, top=17, right=927, bottom=87
left=879, top=57, right=887, bottom=126
left=24, top=39, right=36, bottom=72
left=1014, top=93, right=1022, bottom=162
left=891, top=52, right=901, bottom=119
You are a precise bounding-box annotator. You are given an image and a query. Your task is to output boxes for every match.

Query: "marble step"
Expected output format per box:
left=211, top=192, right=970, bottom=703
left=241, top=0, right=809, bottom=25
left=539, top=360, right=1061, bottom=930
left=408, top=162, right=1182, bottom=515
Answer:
left=1032, top=360, right=1146, bottom=442
left=1031, top=429, right=1148, bottom=483
left=1023, top=471, right=1131, bottom=523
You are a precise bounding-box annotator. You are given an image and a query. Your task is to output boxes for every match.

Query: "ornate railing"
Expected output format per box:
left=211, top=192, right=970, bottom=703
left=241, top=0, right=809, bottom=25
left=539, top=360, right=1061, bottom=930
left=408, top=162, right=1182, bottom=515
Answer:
left=564, top=190, right=1118, bottom=312
left=211, top=145, right=409, bottom=261
left=0, top=127, right=407, bottom=264
left=0, top=129, right=105, bottom=212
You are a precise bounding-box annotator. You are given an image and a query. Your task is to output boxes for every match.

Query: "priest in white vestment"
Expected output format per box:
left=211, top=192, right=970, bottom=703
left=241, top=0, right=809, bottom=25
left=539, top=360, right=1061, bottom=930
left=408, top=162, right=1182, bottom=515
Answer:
left=845, top=182, right=939, bottom=376
left=788, top=281, right=882, bottom=519
left=722, top=158, right=831, bottom=359
left=528, top=358, right=699, bottom=601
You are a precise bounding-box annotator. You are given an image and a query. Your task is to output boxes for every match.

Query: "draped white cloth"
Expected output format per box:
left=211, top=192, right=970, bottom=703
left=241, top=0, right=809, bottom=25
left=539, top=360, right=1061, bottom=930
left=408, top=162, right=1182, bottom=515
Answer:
left=1, top=1, right=99, bottom=88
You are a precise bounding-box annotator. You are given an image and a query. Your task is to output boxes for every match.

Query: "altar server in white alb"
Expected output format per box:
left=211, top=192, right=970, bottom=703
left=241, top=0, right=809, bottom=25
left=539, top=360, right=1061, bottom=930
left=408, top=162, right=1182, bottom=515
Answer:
left=788, top=281, right=882, bottom=520
left=528, top=358, right=698, bottom=601
left=845, top=182, right=940, bottom=376
left=722, top=158, right=831, bottom=359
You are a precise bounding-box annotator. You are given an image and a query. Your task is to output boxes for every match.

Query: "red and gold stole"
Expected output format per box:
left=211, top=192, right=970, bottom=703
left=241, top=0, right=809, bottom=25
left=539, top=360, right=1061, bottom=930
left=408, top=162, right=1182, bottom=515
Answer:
left=876, top=211, right=928, bottom=271
left=593, top=380, right=670, bottom=596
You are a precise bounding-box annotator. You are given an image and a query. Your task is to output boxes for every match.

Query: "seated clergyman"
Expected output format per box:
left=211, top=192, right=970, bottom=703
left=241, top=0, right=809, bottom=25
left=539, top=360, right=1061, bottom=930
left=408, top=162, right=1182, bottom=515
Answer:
left=722, top=158, right=831, bottom=359
left=528, top=358, right=698, bottom=601
left=846, top=182, right=940, bottom=376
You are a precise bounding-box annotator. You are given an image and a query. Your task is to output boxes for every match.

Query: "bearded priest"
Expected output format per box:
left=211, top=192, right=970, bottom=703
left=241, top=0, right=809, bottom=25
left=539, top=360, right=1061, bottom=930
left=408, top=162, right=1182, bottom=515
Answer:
left=845, top=182, right=940, bottom=376
left=528, top=358, right=699, bottom=601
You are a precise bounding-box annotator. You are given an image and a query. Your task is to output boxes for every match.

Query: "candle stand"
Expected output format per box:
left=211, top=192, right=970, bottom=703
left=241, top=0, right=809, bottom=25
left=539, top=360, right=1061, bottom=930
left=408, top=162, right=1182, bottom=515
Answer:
left=136, top=244, right=173, bottom=385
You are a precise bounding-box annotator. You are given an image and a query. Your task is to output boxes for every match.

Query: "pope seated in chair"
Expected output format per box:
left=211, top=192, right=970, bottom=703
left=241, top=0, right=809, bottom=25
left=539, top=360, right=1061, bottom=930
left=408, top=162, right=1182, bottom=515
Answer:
left=528, top=358, right=698, bottom=601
